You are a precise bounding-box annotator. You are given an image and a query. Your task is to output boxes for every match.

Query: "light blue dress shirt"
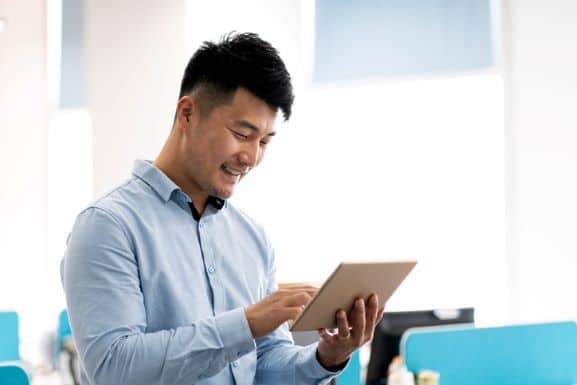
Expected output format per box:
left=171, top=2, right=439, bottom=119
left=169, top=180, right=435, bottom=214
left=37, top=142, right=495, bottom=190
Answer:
left=61, top=160, right=338, bottom=385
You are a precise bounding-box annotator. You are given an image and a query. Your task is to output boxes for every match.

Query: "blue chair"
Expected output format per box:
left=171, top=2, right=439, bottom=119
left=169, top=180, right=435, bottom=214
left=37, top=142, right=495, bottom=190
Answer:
left=56, top=310, right=72, bottom=350
left=402, top=321, right=577, bottom=385
left=0, top=365, right=29, bottom=385
left=55, top=310, right=80, bottom=385
left=0, top=312, right=19, bottom=362
left=336, top=350, right=361, bottom=385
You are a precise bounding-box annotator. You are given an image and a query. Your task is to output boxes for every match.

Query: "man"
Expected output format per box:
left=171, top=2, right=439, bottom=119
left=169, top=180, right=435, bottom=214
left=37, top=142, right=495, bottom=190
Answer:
left=61, top=32, right=383, bottom=385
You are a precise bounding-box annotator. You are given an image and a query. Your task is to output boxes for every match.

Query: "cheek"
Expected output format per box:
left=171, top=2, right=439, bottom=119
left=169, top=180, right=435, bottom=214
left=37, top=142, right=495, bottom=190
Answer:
left=218, top=140, right=243, bottom=164
left=208, top=138, right=234, bottom=163
left=256, top=147, right=267, bottom=165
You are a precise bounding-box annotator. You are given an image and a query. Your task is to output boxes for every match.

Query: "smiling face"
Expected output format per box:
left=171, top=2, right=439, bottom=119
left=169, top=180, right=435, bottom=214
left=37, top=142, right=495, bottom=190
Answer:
left=175, top=87, right=277, bottom=206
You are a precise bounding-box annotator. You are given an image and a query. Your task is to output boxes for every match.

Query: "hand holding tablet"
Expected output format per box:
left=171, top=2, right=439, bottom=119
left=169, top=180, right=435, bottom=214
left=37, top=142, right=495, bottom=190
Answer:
left=289, top=261, right=417, bottom=331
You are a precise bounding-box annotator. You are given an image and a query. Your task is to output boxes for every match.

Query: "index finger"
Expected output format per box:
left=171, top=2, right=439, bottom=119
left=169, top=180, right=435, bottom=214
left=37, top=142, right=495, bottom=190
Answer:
left=283, top=292, right=314, bottom=307
left=278, top=283, right=319, bottom=296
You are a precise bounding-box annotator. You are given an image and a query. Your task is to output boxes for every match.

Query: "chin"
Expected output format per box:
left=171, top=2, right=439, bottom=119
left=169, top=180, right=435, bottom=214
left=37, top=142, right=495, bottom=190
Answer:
left=220, top=189, right=235, bottom=199
left=211, top=186, right=235, bottom=200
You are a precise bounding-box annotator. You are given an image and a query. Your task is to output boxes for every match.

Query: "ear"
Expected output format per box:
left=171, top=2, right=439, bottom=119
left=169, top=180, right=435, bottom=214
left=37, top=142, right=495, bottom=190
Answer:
left=175, top=95, right=198, bottom=132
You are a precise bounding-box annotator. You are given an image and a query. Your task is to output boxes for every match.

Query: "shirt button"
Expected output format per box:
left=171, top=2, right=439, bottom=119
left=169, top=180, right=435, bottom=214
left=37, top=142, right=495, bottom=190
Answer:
left=232, top=361, right=239, bottom=368
left=207, top=266, right=215, bottom=274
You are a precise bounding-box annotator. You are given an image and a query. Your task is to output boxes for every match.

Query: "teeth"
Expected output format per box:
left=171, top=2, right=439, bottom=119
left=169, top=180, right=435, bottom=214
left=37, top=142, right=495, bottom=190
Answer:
left=223, top=165, right=243, bottom=176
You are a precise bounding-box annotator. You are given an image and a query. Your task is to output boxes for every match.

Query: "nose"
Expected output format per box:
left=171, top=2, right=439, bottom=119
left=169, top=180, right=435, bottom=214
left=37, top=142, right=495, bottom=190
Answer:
left=239, top=141, right=261, bottom=169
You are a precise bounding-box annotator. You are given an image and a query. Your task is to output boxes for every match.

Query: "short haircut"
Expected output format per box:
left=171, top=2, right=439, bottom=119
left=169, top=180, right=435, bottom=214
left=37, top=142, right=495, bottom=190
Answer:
left=179, top=32, right=294, bottom=121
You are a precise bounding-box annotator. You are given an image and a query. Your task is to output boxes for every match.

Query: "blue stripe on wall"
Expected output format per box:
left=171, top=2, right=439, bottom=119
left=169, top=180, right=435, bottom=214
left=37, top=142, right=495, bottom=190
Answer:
left=314, top=0, right=494, bottom=82
left=60, top=0, right=85, bottom=108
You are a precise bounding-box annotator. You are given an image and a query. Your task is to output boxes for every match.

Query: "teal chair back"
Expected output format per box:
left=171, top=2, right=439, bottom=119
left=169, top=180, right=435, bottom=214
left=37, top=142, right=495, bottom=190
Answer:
left=57, top=310, right=72, bottom=349
left=337, top=350, right=361, bottom=385
left=0, top=365, right=29, bottom=385
left=0, top=312, right=19, bottom=361
left=402, top=321, right=577, bottom=385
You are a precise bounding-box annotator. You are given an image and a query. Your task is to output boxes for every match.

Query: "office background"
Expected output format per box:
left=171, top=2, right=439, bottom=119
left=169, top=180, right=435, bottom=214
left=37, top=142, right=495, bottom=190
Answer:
left=0, top=0, right=576, bottom=380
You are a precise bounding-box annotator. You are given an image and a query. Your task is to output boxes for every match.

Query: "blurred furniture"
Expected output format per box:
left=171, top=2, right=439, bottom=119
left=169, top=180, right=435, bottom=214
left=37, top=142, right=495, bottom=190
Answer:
left=56, top=310, right=72, bottom=349
left=366, top=308, right=474, bottom=385
left=336, top=350, right=361, bottom=385
left=0, top=365, right=29, bottom=385
left=56, top=310, right=80, bottom=385
left=402, top=321, right=577, bottom=385
left=0, top=311, right=20, bottom=362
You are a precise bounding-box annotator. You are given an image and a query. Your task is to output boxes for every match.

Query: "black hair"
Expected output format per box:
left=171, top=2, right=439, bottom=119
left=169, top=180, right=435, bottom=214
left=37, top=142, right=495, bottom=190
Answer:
left=179, top=32, right=294, bottom=121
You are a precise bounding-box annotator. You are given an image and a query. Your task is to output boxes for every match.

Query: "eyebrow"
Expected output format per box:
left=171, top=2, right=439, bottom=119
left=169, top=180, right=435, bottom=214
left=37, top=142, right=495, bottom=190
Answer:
left=234, top=119, right=276, bottom=137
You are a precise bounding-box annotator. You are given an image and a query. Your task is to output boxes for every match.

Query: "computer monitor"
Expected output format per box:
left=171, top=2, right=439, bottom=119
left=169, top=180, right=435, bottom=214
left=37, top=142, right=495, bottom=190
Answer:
left=365, top=308, right=474, bottom=385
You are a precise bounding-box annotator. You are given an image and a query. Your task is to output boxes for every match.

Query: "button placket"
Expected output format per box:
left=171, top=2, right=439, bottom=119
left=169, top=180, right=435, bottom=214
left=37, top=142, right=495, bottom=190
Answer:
left=199, top=219, right=224, bottom=312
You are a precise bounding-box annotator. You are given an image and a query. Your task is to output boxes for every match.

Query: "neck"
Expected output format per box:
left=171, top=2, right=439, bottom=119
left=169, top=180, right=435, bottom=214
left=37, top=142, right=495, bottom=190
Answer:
left=154, top=133, right=208, bottom=215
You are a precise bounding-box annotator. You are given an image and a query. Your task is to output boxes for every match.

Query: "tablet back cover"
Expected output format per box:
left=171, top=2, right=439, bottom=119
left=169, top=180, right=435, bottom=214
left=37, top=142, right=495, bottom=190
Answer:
left=290, top=261, right=416, bottom=331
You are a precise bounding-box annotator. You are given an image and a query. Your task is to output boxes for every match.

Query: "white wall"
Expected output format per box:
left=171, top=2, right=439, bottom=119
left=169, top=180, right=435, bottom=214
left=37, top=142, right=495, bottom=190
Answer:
left=184, top=0, right=305, bottom=86
left=187, top=1, right=508, bottom=324
left=238, top=73, right=507, bottom=324
left=82, top=0, right=508, bottom=324
left=85, top=0, right=188, bottom=195
left=0, top=0, right=49, bottom=361
left=504, top=0, right=577, bottom=321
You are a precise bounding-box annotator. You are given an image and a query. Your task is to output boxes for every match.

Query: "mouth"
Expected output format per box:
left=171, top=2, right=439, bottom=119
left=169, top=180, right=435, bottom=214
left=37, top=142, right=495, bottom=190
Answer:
left=221, top=164, right=248, bottom=183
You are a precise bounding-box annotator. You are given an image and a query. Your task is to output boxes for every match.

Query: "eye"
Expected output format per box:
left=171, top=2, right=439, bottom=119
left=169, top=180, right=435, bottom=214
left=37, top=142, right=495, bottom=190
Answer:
left=232, top=130, right=248, bottom=140
left=259, top=140, right=270, bottom=147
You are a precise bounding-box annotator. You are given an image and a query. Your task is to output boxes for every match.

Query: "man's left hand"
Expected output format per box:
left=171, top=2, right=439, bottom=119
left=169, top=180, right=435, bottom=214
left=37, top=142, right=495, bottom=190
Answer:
left=316, top=293, right=384, bottom=368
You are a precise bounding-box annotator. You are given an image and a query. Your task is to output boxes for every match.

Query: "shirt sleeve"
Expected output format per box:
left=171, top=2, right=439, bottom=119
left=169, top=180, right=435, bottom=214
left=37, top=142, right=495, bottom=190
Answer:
left=253, top=242, right=347, bottom=384
left=61, top=207, right=256, bottom=385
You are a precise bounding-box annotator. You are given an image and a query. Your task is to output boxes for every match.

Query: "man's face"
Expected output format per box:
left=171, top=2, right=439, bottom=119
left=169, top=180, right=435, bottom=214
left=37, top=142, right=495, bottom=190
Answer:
left=182, top=87, right=278, bottom=200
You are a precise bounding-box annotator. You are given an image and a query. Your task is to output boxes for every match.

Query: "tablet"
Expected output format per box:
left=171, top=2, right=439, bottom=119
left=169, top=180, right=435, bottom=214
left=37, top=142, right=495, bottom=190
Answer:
left=289, top=261, right=417, bottom=331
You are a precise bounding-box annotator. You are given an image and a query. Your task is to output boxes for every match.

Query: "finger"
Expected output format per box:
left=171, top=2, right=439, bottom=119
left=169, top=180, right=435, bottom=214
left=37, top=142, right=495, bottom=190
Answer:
left=365, top=294, right=379, bottom=333
left=279, top=283, right=319, bottom=291
left=277, top=289, right=318, bottom=303
left=279, top=285, right=319, bottom=297
left=350, top=298, right=366, bottom=344
left=336, top=309, right=351, bottom=339
left=376, top=306, right=385, bottom=323
left=363, top=307, right=386, bottom=343
left=366, top=293, right=379, bottom=319
left=318, top=328, right=335, bottom=343
left=283, top=292, right=313, bottom=307
left=280, top=306, right=305, bottom=321
left=363, top=297, right=380, bottom=343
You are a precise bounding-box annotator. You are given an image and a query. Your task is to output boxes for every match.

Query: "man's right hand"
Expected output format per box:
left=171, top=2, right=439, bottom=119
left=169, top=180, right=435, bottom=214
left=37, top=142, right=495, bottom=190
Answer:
left=244, top=285, right=318, bottom=339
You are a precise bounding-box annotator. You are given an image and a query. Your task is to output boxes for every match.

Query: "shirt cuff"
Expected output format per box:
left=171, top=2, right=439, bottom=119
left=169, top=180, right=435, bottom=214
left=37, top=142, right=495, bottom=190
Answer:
left=315, top=349, right=350, bottom=372
left=298, top=343, right=350, bottom=379
left=214, top=307, right=256, bottom=362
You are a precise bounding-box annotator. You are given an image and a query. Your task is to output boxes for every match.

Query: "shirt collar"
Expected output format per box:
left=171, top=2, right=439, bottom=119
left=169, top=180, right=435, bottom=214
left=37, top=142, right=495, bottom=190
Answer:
left=132, top=160, right=227, bottom=211
left=132, top=160, right=180, bottom=203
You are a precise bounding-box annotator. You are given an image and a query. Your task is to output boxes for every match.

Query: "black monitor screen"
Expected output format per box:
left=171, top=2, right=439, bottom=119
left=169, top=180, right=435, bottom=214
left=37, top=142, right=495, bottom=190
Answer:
left=365, top=308, right=474, bottom=385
